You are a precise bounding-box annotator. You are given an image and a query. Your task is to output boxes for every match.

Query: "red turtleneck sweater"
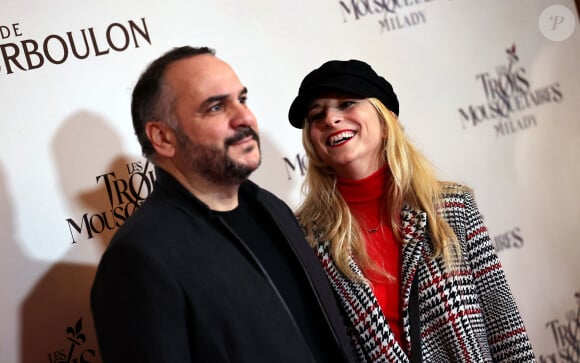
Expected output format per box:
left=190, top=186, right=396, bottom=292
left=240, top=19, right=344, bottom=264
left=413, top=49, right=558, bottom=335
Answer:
left=336, top=168, right=403, bottom=346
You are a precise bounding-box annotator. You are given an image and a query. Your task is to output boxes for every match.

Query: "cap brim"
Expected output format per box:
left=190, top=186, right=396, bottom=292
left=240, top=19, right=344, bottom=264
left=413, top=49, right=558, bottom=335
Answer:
left=288, top=79, right=368, bottom=129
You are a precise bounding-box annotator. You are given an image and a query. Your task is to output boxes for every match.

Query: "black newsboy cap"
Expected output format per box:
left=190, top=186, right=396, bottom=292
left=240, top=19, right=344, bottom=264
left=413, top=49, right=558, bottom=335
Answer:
left=288, top=59, right=399, bottom=128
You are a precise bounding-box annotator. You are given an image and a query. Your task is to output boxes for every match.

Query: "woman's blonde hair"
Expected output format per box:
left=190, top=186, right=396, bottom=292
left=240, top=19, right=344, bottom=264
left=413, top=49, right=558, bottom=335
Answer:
left=296, top=97, right=461, bottom=280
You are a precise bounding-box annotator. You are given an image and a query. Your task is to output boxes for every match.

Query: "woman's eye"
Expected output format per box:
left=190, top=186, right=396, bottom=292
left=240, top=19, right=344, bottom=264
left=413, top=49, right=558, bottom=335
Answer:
left=340, top=100, right=356, bottom=109
left=307, top=112, right=323, bottom=123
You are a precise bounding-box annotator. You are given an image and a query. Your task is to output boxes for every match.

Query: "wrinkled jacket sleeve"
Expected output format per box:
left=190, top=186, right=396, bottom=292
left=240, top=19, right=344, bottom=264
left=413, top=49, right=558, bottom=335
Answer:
left=91, top=241, right=191, bottom=363
left=460, top=190, right=536, bottom=362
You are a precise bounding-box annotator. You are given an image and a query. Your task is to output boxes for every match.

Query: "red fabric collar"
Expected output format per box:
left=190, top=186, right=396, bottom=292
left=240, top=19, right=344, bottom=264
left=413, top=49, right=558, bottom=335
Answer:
left=336, top=167, right=386, bottom=203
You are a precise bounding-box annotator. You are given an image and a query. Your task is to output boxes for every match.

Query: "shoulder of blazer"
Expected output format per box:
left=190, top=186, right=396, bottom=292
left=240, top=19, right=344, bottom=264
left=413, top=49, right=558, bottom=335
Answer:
left=239, top=180, right=295, bottom=216
left=439, top=182, right=476, bottom=210
left=440, top=182, right=472, bottom=195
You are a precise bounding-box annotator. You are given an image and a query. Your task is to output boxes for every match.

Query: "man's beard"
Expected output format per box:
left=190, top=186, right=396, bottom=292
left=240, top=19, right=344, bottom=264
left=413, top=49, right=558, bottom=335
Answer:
left=174, top=125, right=261, bottom=185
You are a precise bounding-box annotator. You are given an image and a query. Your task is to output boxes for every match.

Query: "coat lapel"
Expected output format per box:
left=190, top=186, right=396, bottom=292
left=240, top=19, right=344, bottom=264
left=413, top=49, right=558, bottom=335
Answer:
left=400, top=205, right=427, bottom=286
left=399, top=205, right=428, bottom=353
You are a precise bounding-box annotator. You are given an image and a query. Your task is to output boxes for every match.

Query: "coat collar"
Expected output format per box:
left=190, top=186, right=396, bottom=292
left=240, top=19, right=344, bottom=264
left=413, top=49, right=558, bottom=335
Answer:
left=400, top=205, right=428, bottom=307
left=153, top=166, right=263, bottom=216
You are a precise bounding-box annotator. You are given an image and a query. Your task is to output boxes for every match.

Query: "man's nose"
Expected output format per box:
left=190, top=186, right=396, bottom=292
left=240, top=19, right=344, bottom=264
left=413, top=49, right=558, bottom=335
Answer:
left=230, top=102, right=257, bottom=128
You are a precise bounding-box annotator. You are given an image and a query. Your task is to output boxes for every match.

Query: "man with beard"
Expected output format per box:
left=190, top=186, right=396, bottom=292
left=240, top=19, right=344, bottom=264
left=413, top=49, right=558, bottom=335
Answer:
left=90, top=46, right=356, bottom=363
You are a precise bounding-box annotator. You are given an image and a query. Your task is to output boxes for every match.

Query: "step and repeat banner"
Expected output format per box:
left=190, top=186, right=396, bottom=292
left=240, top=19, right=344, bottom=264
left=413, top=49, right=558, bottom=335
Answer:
left=1, top=0, right=579, bottom=362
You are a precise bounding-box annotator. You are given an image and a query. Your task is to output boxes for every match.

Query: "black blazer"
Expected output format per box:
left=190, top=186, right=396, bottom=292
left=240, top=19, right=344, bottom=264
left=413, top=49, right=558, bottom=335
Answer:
left=91, top=168, right=355, bottom=363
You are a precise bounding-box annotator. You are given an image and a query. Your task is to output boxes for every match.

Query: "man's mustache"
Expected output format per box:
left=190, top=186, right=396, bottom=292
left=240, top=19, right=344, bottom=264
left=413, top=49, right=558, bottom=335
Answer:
left=225, top=127, right=260, bottom=146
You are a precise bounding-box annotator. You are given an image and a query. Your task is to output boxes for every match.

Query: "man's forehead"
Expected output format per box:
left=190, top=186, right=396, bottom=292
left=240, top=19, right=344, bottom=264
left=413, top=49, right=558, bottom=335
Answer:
left=169, top=54, right=223, bottom=74
left=166, top=55, right=244, bottom=96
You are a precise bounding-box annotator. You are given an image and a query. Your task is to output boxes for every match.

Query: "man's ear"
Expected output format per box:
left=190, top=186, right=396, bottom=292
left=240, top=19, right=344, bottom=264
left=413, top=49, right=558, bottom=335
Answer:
left=145, top=121, right=176, bottom=158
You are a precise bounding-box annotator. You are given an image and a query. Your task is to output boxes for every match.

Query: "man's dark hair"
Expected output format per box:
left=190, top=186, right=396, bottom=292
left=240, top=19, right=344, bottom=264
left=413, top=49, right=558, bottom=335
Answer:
left=131, top=46, right=216, bottom=158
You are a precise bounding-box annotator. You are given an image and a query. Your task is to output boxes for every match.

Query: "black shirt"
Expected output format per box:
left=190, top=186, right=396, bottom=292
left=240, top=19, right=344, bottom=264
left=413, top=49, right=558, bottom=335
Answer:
left=217, top=199, right=340, bottom=363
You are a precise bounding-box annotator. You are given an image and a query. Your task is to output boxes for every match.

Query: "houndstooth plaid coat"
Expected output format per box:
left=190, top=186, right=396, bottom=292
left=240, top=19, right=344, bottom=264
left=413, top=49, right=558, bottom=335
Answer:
left=314, top=187, right=536, bottom=362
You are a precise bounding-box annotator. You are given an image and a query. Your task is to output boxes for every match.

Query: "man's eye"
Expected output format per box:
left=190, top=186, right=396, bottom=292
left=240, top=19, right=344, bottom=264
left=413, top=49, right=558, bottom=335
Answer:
left=208, top=103, right=223, bottom=112
left=239, top=95, right=248, bottom=105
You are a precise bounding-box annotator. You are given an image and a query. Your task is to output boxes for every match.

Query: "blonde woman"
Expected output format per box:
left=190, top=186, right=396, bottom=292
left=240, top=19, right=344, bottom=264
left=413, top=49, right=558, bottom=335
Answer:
left=287, top=59, right=535, bottom=362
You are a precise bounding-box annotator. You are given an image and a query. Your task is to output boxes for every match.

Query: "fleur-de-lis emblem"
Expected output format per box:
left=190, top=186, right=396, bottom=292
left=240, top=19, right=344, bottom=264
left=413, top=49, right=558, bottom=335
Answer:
left=506, top=44, right=519, bottom=63
left=66, top=318, right=86, bottom=346
left=504, top=43, right=520, bottom=75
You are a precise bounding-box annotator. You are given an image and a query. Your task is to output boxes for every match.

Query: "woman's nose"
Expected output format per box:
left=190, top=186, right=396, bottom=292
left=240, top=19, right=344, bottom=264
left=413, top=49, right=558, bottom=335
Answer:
left=323, top=107, right=342, bottom=127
